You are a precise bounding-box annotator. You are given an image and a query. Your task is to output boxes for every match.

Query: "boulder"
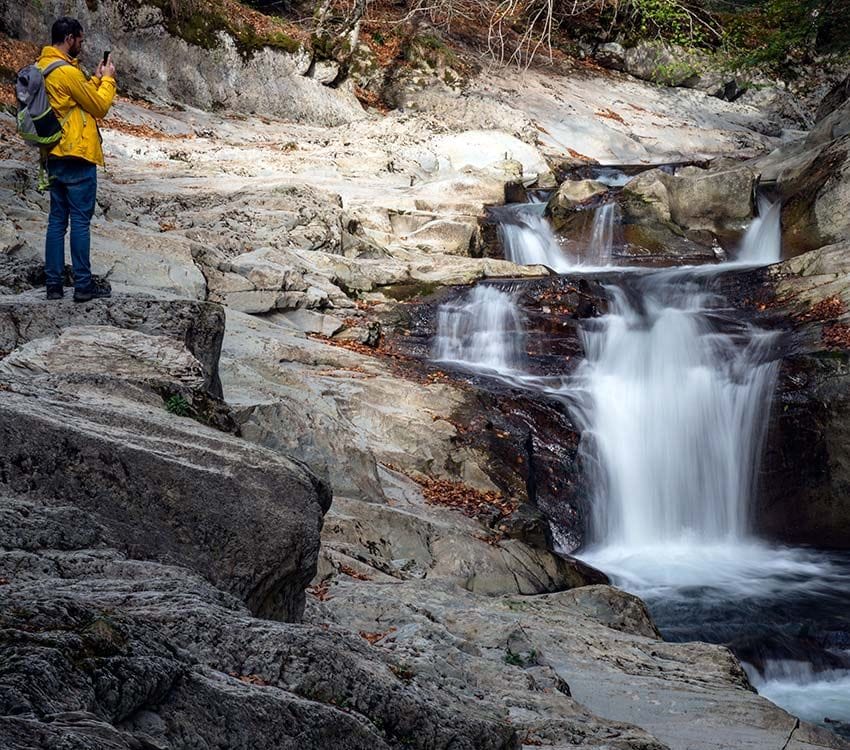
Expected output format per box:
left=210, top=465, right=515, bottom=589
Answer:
left=0, top=325, right=206, bottom=389
left=547, top=179, right=609, bottom=226
left=0, top=379, right=329, bottom=621
left=623, top=164, right=755, bottom=235
left=777, top=135, right=850, bottom=255
left=0, top=292, right=226, bottom=397
left=594, top=43, right=627, bottom=71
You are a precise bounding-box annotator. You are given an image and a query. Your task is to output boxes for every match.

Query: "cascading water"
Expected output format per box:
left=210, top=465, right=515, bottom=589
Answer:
left=736, top=196, right=782, bottom=265
left=570, top=275, right=779, bottom=550
left=432, top=285, right=526, bottom=373
left=433, top=179, right=850, bottom=739
left=587, top=202, right=620, bottom=266
left=495, top=203, right=574, bottom=272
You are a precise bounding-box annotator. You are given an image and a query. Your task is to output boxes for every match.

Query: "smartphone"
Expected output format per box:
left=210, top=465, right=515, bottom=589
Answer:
left=102, top=50, right=110, bottom=65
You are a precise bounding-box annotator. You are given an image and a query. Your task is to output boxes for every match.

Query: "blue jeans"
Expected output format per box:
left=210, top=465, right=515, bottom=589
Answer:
left=44, top=158, right=97, bottom=291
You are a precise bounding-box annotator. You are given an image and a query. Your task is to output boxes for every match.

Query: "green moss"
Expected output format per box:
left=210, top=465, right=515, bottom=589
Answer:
left=381, top=280, right=442, bottom=301
left=138, top=0, right=301, bottom=57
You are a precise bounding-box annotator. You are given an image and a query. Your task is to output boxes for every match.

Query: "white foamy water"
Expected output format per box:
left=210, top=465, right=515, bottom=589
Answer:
left=432, top=285, right=526, bottom=374
left=497, top=204, right=574, bottom=272
left=736, top=196, right=782, bottom=265
left=588, top=202, right=619, bottom=265
left=582, top=540, right=835, bottom=599
left=569, top=275, right=779, bottom=550
left=747, top=663, right=850, bottom=729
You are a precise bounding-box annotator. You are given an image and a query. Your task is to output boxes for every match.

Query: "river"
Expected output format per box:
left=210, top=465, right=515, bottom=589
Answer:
left=432, top=175, right=850, bottom=739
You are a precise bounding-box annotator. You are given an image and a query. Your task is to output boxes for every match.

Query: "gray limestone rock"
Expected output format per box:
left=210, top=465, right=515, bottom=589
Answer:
left=0, top=292, right=225, bottom=397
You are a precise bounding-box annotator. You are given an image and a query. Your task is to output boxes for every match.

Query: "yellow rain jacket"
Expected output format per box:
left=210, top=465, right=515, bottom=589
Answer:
left=36, top=46, right=116, bottom=166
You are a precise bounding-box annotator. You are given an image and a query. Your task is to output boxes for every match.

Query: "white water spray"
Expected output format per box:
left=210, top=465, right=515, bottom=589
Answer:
left=432, top=285, right=526, bottom=373
left=588, top=202, right=620, bottom=265
left=737, top=196, right=782, bottom=265
left=571, top=276, right=780, bottom=549
left=497, top=204, right=574, bottom=272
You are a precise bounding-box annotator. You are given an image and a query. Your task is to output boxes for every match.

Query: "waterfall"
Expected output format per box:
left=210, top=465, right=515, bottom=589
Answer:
left=495, top=204, right=574, bottom=272
left=431, top=191, right=850, bottom=735
left=432, top=285, right=525, bottom=373
left=588, top=202, right=619, bottom=264
left=737, top=196, right=782, bottom=265
left=569, top=273, right=780, bottom=550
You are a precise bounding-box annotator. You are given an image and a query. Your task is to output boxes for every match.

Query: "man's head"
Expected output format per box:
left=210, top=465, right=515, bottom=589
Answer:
left=51, top=17, right=84, bottom=58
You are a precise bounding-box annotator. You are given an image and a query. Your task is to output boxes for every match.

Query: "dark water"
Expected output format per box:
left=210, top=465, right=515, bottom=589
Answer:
left=583, top=545, right=850, bottom=739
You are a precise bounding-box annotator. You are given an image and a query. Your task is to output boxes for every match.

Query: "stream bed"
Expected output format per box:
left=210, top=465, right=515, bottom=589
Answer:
left=433, top=172, right=850, bottom=739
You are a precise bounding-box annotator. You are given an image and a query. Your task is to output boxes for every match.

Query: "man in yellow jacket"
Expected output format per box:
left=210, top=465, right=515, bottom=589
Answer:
left=38, top=17, right=116, bottom=302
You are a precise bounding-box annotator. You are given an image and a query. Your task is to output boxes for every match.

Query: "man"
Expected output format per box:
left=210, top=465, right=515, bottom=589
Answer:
left=38, top=17, right=116, bottom=302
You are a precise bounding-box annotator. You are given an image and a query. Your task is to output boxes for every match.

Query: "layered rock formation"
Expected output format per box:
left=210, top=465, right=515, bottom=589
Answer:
left=2, top=4, right=850, bottom=745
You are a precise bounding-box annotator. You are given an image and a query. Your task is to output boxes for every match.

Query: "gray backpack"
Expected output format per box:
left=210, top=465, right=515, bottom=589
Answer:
left=15, top=60, right=70, bottom=147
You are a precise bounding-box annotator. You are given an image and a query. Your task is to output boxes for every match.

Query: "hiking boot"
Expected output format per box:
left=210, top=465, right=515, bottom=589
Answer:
left=46, top=285, right=64, bottom=300
left=73, top=279, right=112, bottom=303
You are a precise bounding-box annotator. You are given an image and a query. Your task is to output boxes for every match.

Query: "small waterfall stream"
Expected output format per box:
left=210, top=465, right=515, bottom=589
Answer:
left=736, top=196, right=782, bottom=265
left=571, top=275, right=779, bottom=549
left=432, top=191, right=850, bottom=738
left=586, top=202, right=619, bottom=265
left=496, top=203, right=574, bottom=271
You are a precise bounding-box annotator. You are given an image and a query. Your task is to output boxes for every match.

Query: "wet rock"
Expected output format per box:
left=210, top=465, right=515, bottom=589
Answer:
left=547, top=179, right=608, bottom=228
left=723, top=245, right=850, bottom=549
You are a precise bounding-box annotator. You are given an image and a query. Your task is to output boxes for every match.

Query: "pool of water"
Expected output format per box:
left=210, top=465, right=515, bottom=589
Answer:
left=582, top=544, right=850, bottom=739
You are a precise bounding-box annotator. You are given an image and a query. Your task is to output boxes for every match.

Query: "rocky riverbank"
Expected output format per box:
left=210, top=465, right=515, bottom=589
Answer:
left=2, top=1, right=850, bottom=747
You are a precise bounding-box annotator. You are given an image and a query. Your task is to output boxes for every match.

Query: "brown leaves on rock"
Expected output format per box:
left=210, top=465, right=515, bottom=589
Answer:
left=338, top=563, right=371, bottom=581
left=354, top=85, right=391, bottom=114
left=417, top=476, right=517, bottom=522
left=566, top=147, right=595, bottom=162
left=307, top=580, right=332, bottom=601
left=359, top=627, right=396, bottom=645
left=595, top=108, right=627, bottom=125
left=101, top=117, right=192, bottom=141
left=823, top=323, right=850, bottom=350
left=798, top=295, right=845, bottom=322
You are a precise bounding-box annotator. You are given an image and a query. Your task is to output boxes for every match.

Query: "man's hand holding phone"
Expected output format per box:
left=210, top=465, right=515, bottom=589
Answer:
left=95, top=50, right=115, bottom=80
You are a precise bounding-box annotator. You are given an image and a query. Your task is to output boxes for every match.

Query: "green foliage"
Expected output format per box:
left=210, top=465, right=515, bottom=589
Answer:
left=504, top=649, right=524, bottom=666
left=629, top=0, right=708, bottom=47
left=164, top=394, right=192, bottom=417
left=719, top=0, right=850, bottom=68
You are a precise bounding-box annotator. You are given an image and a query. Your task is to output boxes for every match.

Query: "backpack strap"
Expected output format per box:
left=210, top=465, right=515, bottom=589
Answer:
left=42, top=60, right=70, bottom=77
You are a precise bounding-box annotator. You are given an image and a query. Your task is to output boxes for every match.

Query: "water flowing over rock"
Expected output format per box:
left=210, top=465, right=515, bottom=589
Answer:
left=587, top=202, right=620, bottom=265
left=433, top=285, right=527, bottom=373
left=494, top=203, right=574, bottom=271
left=736, top=197, right=782, bottom=265
left=569, top=271, right=780, bottom=548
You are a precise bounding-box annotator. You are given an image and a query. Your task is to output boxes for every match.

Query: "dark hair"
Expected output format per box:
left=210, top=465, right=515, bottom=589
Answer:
left=51, top=17, right=83, bottom=45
